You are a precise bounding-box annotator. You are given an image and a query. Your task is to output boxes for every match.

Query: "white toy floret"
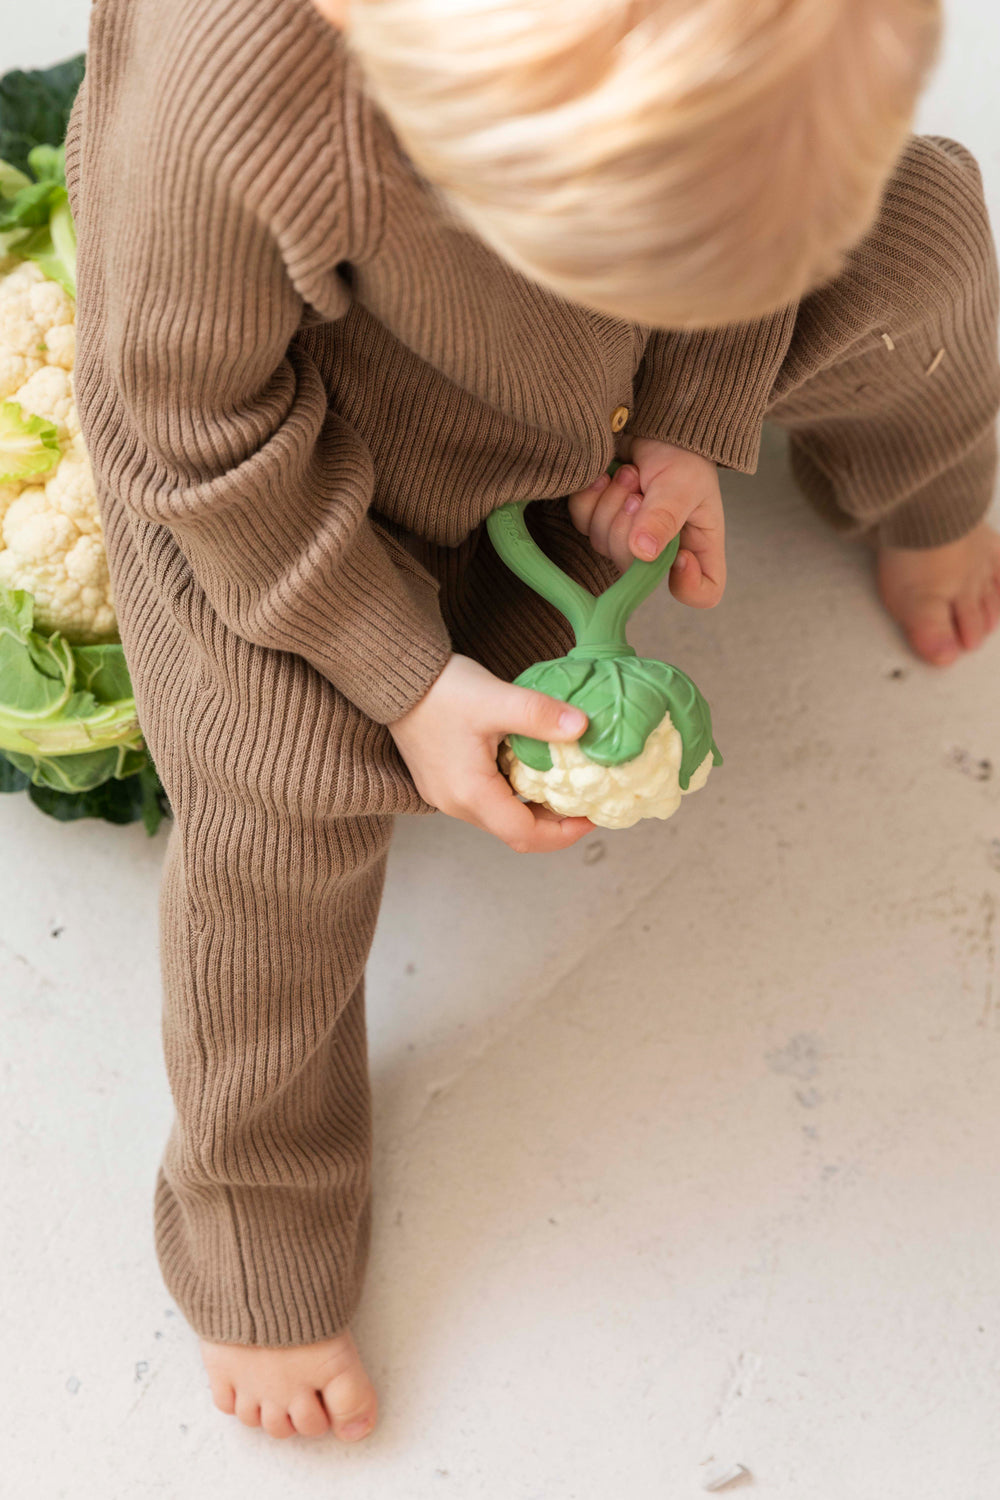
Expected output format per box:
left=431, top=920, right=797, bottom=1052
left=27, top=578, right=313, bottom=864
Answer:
left=499, top=707, right=714, bottom=831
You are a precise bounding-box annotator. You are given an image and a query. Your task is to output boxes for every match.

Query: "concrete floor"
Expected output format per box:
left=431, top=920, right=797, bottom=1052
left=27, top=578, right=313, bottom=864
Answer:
left=3, top=5, right=1000, bottom=1498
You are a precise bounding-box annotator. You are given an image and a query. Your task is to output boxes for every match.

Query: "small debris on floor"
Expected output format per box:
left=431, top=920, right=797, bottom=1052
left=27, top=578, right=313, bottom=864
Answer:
left=50, top=925, right=65, bottom=938
left=65, top=1375, right=81, bottom=1395
left=880, top=332, right=896, bottom=351
left=948, top=748, right=993, bottom=782
left=583, top=839, right=606, bottom=865
left=925, top=347, right=946, bottom=376
left=702, top=1460, right=752, bottom=1491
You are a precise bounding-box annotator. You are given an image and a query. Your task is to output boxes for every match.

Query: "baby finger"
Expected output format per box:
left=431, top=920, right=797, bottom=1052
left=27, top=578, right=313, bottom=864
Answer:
left=587, top=465, right=641, bottom=558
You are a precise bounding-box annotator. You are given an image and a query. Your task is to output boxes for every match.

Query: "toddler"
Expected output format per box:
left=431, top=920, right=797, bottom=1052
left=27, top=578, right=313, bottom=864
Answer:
left=65, top=0, right=999, bottom=1442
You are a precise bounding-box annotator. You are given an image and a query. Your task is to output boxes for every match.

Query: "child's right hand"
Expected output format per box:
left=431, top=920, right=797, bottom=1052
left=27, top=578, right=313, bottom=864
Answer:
left=387, top=654, right=595, bottom=852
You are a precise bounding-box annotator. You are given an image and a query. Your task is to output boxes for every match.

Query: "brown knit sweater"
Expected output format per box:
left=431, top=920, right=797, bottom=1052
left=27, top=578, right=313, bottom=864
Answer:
left=61, top=0, right=1000, bottom=1350
left=64, top=0, right=997, bottom=735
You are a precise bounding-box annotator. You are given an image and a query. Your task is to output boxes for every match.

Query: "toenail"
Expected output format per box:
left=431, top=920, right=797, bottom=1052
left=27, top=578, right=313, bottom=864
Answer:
left=340, top=1418, right=373, bottom=1440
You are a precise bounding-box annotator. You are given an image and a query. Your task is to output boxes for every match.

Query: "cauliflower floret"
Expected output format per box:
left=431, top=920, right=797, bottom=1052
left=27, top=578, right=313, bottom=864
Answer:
left=0, top=480, right=20, bottom=526
left=11, top=364, right=76, bottom=437
left=43, top=320, right=75, bottom=371
left=0, top=260, right=75, bottom=398
left=0, top=470, right=116, bottom=641
left=499, top=710, right=715, bottom=831
left=0, top=255, right=114, bottom=643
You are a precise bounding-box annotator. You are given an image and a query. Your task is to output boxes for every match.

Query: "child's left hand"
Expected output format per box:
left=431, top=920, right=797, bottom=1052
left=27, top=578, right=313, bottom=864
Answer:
left=567, top=437, right=726, bottom=607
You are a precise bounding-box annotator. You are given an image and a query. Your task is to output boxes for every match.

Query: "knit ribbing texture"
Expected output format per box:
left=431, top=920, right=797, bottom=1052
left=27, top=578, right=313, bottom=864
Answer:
left=63, top=0, right=999, bottom=1346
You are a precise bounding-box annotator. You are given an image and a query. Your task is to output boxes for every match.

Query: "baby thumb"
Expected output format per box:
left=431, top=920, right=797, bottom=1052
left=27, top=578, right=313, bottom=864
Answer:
left=498, top=684, right=588, bottom=743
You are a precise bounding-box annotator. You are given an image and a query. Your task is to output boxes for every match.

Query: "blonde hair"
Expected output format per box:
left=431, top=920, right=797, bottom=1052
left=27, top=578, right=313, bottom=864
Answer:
left=346, top=0, right=942, bottom=327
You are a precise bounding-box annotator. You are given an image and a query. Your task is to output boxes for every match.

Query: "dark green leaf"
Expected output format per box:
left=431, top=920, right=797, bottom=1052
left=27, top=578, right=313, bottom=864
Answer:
left=0, top=748, right=30, bottom=792
left=139, top=761, right=171, bottom=835
left=21, top=757, right=171, bottom=833
left=0, top=55, right=86, bottom=175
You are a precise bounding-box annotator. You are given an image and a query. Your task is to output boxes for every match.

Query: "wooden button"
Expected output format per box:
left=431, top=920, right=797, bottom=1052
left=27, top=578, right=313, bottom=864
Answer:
left=610, top=404, right=630, bottom=433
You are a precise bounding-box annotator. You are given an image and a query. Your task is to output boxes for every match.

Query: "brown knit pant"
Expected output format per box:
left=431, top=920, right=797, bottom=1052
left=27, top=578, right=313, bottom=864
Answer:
left=120, top=136, right=998, bottom=1346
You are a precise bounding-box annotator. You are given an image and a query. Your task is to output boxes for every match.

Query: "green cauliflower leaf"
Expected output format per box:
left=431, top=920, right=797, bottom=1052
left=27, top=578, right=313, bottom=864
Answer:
left=0, top=59, right=81, bottom=295
left=0, top=400, right=61, bottom=483
left=0, top=586, right=146, bottom=792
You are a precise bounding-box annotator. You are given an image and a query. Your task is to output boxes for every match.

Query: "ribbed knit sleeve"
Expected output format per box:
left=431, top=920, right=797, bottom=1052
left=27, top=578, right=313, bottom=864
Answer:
left=628, top=310, right=797, bottom=471
left=66, top=0, right=453, bottom=726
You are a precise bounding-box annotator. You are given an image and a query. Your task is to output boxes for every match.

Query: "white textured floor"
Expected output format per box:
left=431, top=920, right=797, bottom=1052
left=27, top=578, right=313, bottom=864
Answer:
left=4, top=6, right=1000, bottom=1498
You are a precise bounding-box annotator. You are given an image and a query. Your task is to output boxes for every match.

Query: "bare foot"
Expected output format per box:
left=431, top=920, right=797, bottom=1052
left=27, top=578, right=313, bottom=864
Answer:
left=877, top=522, right=1000, bottom=666
left=200, top=1329, right=378, bottom=1441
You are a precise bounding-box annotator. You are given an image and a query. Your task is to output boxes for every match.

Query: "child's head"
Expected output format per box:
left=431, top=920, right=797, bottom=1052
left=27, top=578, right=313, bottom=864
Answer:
left=321, top=0, right=942, bottom=328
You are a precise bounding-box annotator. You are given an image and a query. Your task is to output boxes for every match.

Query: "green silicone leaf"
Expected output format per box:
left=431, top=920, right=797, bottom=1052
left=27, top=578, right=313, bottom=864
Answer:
left=507, top=651, right=722, bottom=789
left=508, top=656, right=594, bottom=771
left=647, top=661, right=724, bottom=789
left=0, top=399, right=61, bottom=483
left=571, top=658, right=669, bottom=766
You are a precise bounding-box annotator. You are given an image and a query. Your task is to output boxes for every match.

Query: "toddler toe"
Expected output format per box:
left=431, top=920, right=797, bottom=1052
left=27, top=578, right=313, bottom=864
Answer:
left=260, top=1401, right=296, bottom=1439
left=955, top=594, right=987, bottom=652
left=984, top=582, right=1000, bottom=634
left=289, top=1386, right=332, bottom=1434
left=289, top=1392, right=332, bottom=1437
left=209, top=1378, right=236, bottom=1415
left=906, top=612, right=960, bottom=665
left=322, top=1368, right=378, bottom=1442
left=234, top=1394, right=262, bottom=1428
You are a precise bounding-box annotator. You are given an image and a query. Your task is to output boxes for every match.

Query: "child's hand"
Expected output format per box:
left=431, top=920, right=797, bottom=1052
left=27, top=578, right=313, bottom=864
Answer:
left=568, top=437, right=726, bottom=607
left=387, top=654, right=595, bottom=852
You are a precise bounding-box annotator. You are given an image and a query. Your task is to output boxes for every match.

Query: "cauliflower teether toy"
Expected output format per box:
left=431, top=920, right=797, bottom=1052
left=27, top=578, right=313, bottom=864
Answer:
left=486, top=495, right=722, bottom=831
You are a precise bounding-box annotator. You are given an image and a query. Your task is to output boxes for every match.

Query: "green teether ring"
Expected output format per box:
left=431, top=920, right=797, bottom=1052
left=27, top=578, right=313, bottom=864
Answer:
left=485, top=502, right=680, bottom=662
left=486, top=471, right=722, bottom=790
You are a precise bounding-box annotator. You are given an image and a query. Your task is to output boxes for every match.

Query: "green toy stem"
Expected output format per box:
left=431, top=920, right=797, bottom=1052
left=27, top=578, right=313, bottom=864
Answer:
left=485, top=500, right=679, bottom=658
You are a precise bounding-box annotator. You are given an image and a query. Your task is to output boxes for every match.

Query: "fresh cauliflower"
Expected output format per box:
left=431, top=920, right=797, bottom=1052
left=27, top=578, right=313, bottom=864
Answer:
left=499, top=710, right=716, bottom=830
left=0, top=259, right=114, bottom=643
left=0, top=259, right=75, bottom=391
